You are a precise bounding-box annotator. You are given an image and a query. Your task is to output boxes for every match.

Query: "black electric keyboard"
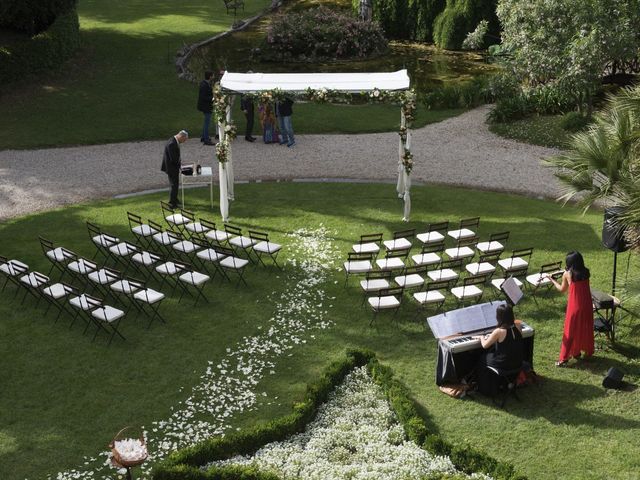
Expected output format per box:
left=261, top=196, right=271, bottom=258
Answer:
left=442, top=322, right=535, bottom=353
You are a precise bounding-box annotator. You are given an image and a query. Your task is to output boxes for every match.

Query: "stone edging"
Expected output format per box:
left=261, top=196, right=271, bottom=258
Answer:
left=175, top=1, right=283, bottom=82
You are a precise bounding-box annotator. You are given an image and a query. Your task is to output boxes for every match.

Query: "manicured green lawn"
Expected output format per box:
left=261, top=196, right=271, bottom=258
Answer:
left=489, top=115, right=572, bottom=149
left=0, top=0, right=463, bottom=150
left=1, top=183, right=639, bottom=480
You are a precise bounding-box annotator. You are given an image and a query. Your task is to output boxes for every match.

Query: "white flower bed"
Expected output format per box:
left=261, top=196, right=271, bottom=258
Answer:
left=48, top=226, right=338, bottom=480
left=210, top=367, right=490, bottom=480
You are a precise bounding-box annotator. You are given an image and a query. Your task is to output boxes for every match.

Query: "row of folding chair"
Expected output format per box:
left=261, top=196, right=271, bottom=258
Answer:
left=0, top=254, right=127, bottom=345
left=86, top=222, right=247, bottom=288
left=154, top=203, right=282, bottom=268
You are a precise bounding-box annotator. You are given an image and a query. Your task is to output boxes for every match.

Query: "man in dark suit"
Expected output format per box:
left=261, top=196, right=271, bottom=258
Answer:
left=240, top=94, right=256, bottom=142
left=161, top=130, right=188, bottom=208
left=197, top=71, right=215, bottom=146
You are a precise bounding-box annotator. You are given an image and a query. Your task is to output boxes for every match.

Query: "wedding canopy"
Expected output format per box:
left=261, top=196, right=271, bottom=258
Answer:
left=214, top=70, right=414, bottom=221
left=220, top=70, right=410, bottom=93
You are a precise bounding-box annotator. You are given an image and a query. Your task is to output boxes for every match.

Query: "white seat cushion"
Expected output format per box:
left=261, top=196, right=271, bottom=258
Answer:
left=376, top=258, right=405, bottom=270
left=445, top=246, right=475, bottom=259
left=451, top=285, right=483, bottom=299
left=152, top=232, right=179, bottom=246
left=173, top=240, right=198, bottom=254
left=70, top=294, right=95, bottom=311
left=20, top=272, right=49, bottom=287
left=88, top=269, right=119, bottom=285
left=185, top=222, right=209, bottom=234
left=368, top=295, right=401, bottom=310
left=427, top=269, right=458, bottom=282
left=110, top=279, right=138, bottom=294
left=179, top=271, right=210, bottom=286
left=133, top=288, right=165, bottom=304
left=131, top=251, right=160, bottom=266
left=394, top=273, right=424, bottom=288
left=220, top=256, right=249, bottom=269
left=254, top=241, right=282, bottom=254
left=92, top=305, right=125, bottom=323
left=413, top=290, right=446, bottom=305
left=165, top=213, right=189, bottom=225
left=46, top=247, right=73, bottom=262
left=383, top=238, right=412, bottom=251
left=352, top=242, right=379, bottom=254
left=229, top=236, right=257, bottom=249
left=205, top=230, right=232, bottom=242
left=344, top=260, right=372, bottom=274
left=411, top=252, right=441, bottom=266
left=197, top=248, right=226, bottom=262
left=68, top=258, right=96, bottom=275
left=416, top=231, right=444, bottom=244
left=477, top=241, right=504, bottom=253
left=359, top=278, right=390, bottom=292
left=498, top=257, right=528, bottom=270
left=132, top=224, right=158, bottom=237
left=109, top=242, right=136, bottom=256
left=93, top=234, right=118, bottom=247
left=465, top=262, right=496, bottom=275
left=156, top=262, right=183, bottom=275
left=526, top=273, right=552, bottom=286
left=0, top=259, right=28, bottom=276
left=448, top=228, right=475, bottom=240
left=492, top=277, right=524, bottom=290
left=42, top=283, right=68, bottom=299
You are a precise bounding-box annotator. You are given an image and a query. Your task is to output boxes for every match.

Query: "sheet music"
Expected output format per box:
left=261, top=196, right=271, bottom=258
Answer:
left=501, top=277, right=523, bottom=305
left=427, top=301, right=506, bottom=339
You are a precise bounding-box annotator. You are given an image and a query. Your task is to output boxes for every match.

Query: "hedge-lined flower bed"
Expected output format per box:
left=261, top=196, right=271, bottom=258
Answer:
left=153, top=350, right=527, bottom=480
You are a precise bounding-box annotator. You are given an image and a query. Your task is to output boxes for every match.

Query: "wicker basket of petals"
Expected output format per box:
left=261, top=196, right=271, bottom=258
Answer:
left=109, top=427, right=148, bottom=468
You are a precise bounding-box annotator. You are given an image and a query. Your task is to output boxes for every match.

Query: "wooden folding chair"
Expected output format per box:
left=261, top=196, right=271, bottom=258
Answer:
left=368, top=286, right=404, bottom=326
left=394, top=264, right=428, bottom=290
left=343, top=251, right=374, bottom=286
left=225, top=224, right=257, bottom=260
left=131, top=279, right=167, bottom=328
left=19, top=270, right=50, bottom=306
left=0, top=255, right=28, bottom=293
left=451, top=274, right=487, bottom=306
left=376, top=248, right=410, bottom=271
left=427, top=258, right=462, bottom=286
left=178, top=263, right=211, bottom=305
left=526, top=261, right=563, bottom=303
left=413, top=279, right=450, bottom=316
left=466, top=251, right=501, bottom=278
left=150, top=219, right=181, bottom=256
left=161, top=201, right=191, bottom=234
left=383, top=229, right=415, bottom=252
left=411, top=241, right=444, bottom=267
left=417, top=221, right=449, bottom=245
left=39, top=237, right=75, bottom=280
left=128, top=211, right=159, bottom=248
left=445, top=235, right=479, bottom=263
left=249, top=230, right=282, bottom=268
left=498, top=248, right=533, bottom=275
left=201, top=218, right=233, bottom=244
left=359, top=270, right=392, bottom=306
left=66, top=256, right=98, bottom=288
left=477, top=231, right=509, bottom=255
left=87, top=222, right=119, bottom=261
left=448, top=217, right=480, bottom=240
left=352, top=233, right=383, bottom=258
left=216, top=245, right=249, bottom=286
left=42, top=282, right=78, bottom=323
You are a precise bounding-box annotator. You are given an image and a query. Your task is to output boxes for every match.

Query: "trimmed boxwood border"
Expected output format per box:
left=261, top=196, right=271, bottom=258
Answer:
left=0, top=7, right=80, bottom=85
left=152, top=349, right=526, bottom=480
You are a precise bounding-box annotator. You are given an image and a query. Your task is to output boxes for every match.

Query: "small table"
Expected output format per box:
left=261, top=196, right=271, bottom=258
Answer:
left=180, top=166, right=214, bottom=208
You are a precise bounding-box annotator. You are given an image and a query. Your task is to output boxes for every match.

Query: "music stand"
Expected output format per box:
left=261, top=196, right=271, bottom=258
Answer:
left=500, top=277, right=523, bottom=306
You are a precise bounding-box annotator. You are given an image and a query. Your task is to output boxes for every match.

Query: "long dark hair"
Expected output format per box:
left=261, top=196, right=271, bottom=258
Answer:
left=496, top=304, right=515, bottom=328
left=565, top=251, right=590, bottom=281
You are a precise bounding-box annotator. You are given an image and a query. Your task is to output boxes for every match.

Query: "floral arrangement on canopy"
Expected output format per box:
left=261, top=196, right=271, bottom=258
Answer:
left=211, top=86, right=417, bottom=173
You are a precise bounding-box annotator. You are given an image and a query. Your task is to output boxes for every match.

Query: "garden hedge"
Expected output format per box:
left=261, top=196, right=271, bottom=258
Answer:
left=0, top=0, right=76, bottom=35
left=153, top=349, right=526, bottom=480
left=0, top=7, right=80, bottom=85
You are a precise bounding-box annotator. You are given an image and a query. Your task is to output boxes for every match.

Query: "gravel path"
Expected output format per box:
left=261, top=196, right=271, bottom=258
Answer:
left=0, top=105, right=561, bottom=221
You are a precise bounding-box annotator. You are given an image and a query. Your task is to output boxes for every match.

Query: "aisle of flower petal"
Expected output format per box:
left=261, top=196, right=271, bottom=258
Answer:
left=48, top=226, right=338, bottom=480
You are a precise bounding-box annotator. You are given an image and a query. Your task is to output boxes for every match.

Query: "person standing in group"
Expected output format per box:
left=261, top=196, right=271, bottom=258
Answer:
left=241, top=94, right=256, bottom=142
left=260, top=102, right=279, bottom=144
left=546, top=251, right=595, bottom=366
left=161, top=130, right=188, bottom=208
left=197, top=71, right=215, bottom=146
left=276, top=96, right=295, bottom=147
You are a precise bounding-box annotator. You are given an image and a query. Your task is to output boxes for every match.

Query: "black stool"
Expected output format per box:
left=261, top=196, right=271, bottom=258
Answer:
left=484, top=365, right=522, bottom=408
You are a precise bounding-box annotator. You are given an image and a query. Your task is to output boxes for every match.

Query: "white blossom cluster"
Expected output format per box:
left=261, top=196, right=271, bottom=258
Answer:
left=210, top=367, right=492, bottom=480
left=46, top=226, right=338, bottom=480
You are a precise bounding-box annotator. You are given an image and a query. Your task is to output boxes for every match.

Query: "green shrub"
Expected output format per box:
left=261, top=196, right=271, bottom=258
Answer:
left=487, top=95, right=531, bottom=123
left=0, top=0, right=76, bottom=35
left=0, top=8, right=80, bottom=85
left=423, top=76, right=492, bottom=109
left=432, top=0, right=498, bottom=50
left=264, top=7, right=388, bottom=61
left=560, top=111, right=591, bottom=132
left=372, top=0, right=414, bottom=40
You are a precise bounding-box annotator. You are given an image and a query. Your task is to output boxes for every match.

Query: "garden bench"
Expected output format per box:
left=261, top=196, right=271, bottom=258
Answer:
left=223, top=0, right=244, bottom=15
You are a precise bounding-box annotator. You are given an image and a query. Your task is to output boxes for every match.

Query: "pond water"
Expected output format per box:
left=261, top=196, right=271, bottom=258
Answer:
left=187, top=7, right=496, bottom=97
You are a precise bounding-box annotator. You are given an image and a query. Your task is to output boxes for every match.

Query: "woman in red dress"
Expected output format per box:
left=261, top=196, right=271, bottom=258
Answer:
left=547, top=251, right=594, bottom=366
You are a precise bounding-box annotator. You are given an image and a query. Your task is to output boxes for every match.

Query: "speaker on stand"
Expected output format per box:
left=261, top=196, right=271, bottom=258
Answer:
left=602, top=206, right=628, bottom=295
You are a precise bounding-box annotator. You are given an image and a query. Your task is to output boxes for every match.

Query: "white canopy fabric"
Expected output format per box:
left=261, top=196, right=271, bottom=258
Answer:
left=220, top=69, right=410, bottom=93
